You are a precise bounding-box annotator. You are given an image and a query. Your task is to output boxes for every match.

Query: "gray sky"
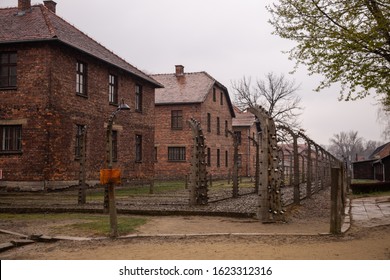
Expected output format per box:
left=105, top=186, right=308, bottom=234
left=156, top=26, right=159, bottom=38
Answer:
left=1, top=0, right=385, bottom=145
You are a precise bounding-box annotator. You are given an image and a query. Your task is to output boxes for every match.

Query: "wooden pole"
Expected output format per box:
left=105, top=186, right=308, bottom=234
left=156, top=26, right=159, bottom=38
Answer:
left=330, top=167, right=342, bottom=234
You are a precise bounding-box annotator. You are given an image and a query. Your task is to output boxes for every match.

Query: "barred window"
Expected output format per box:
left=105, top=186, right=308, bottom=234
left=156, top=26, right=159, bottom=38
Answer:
left=168, top=147, right=186, bottom=161
left=1, top=125, right=22, bottom=153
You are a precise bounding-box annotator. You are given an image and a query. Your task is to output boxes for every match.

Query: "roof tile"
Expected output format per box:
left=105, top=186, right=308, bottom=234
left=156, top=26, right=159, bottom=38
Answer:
left=0, top=5, right=162, bottom=87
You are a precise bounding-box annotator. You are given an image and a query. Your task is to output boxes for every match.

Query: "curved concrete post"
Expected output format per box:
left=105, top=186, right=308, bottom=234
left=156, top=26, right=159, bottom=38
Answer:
left=248, top=106, right=283, bottom=222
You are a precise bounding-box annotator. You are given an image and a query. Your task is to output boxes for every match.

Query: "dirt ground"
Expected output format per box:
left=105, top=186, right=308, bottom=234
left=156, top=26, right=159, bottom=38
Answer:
left=1, top=188, right=390, bottom=260
left=1, top=214, right=390, bottom=260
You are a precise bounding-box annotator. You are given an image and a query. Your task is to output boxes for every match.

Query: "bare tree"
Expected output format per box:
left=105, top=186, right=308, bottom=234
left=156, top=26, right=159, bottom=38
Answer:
left=328, top=131, right=364, bottom=169
left=231, top=72, right=303, bottom=129
left=362, top=140, right=384, bottom=159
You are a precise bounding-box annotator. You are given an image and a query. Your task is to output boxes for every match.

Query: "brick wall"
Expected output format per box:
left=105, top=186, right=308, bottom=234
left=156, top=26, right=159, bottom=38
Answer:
left=154, top=85, right=234, bottom=179
left=0, top=42, right=155, bottom=190
left=233, top=124, right=258, bottom=177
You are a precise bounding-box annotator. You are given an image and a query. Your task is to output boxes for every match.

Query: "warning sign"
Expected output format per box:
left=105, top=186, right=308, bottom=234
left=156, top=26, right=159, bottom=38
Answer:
left=100, top=169, right=121, bottom=185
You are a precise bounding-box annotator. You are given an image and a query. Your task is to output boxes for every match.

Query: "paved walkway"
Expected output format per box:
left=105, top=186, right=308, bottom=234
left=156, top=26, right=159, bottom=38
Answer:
left=346, top=196, right=390, bottom=230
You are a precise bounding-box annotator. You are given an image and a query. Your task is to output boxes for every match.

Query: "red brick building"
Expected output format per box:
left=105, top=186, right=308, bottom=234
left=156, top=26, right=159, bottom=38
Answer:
left=152, top=65, right=235, bottom=179
left=232, top=108, right=258, bottom=177
left=0, top=1, right=161, bottom=190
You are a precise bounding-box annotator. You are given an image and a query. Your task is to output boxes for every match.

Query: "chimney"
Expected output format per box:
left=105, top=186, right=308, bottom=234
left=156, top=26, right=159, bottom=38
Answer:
left=175, top=65, right=184, bottom=77
left=18, top=0, right=31, bottom=13
left=44, top=1, right=57, bottom=13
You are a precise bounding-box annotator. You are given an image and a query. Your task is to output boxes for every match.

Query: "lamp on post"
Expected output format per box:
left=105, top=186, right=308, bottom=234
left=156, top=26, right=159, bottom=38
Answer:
left=104, top=99, right=130, bottom=238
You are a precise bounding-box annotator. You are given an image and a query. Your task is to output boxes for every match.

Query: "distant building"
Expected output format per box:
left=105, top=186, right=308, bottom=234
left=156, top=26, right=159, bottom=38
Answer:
left=152, top=65, right=235, bottom=179
left=353, top=142, right=390, bottom=182
left=232, top=108, right=258, bottom=177
left=0, top=1, right=162, bottom=190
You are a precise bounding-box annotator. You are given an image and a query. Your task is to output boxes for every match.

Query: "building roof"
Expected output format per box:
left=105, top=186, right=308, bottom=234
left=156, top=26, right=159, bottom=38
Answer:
left=369, top=142, right=390, bottom=160
left=152, top=70, right=235, bottom=117
left=0, top=4, right=162, bottom=88
left=232, top=108, right=256, bottom=127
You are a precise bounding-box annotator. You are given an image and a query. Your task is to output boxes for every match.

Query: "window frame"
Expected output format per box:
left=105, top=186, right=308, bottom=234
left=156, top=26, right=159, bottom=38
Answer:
left=76, top=61, right=88, bottom=97
left=108, top=74, right=118, bottom=105
left=135, top=134, right=142, bottom=162
left=168, top=147, right=186, bottom=162
left=216, top=117, right=220, bottom=135
left=225, top=150, right=229, bottom=167
left=207, top=113, right=211, bottom=132
left=0, top=125, right=22, bottom=154
left=207, top=147, right=211, bottom=167
left=112, top=130, right=118, bottom=162
left=135, top=84, right=143, bottom=112
left=171, top=110, right=183, bottom=130
left=74, top=124, right=86, bottom=158
left=0, top=52, right=17, bottom=89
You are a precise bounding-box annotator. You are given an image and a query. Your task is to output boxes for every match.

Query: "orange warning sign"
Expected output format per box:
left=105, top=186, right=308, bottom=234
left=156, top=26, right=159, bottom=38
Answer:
left=100, top=169, right=121, bottom=185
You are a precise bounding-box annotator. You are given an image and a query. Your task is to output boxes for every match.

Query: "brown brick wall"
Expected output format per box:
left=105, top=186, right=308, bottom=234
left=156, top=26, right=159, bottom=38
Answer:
left=234, top=124, right=258, bottom=177
left=0, top=42, right=155, bottom=190
left=154, top=85, right=234, bottom=179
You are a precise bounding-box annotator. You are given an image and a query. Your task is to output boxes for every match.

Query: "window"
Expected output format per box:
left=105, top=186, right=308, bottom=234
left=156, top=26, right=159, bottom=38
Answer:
left=109, top=74, right=118, bottom=105
left=217, top=117, right=220, bottom=135
left=75, top=125, right=86, bottom=158
left=112, top=130, right=118, bottom=162
left=207, top=113, right=211, bottom=132
left=154, top=147, right=158, bottom=162
left=171, top=110, right=183, bottom=130
left=225, top=120, right=228, bottom=137
left=217, top=149, right=220, bottom=167
left=234, top=131, right=242, bottom=145
left=135, top=84, right=143, bottom=112
left=225, top=150, right=229, bottom=167
left=207, top=147, right=211, bottom=166
left=213, top=87, right=216, bottom=102
left=0, top=52, right=17, bottom=88
left=168, top=147, right=186, bottom=161
left=0, top=125, right=22, bottom=153
left=76, top=61, right=87, bottom=96
left=135, top=135, right=142, bottom=162
left=220, top=91, right=224, bottom=105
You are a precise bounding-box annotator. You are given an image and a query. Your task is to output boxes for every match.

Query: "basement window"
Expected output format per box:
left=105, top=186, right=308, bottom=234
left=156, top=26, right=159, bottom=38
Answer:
left=0, top=125, right=22, bottom=153
left=168, top=147, right=186, bottom=162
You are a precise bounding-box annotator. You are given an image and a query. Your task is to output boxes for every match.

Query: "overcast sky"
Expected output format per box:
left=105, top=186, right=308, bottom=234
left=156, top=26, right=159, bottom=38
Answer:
left=1, top=0, right=385, bottom=146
